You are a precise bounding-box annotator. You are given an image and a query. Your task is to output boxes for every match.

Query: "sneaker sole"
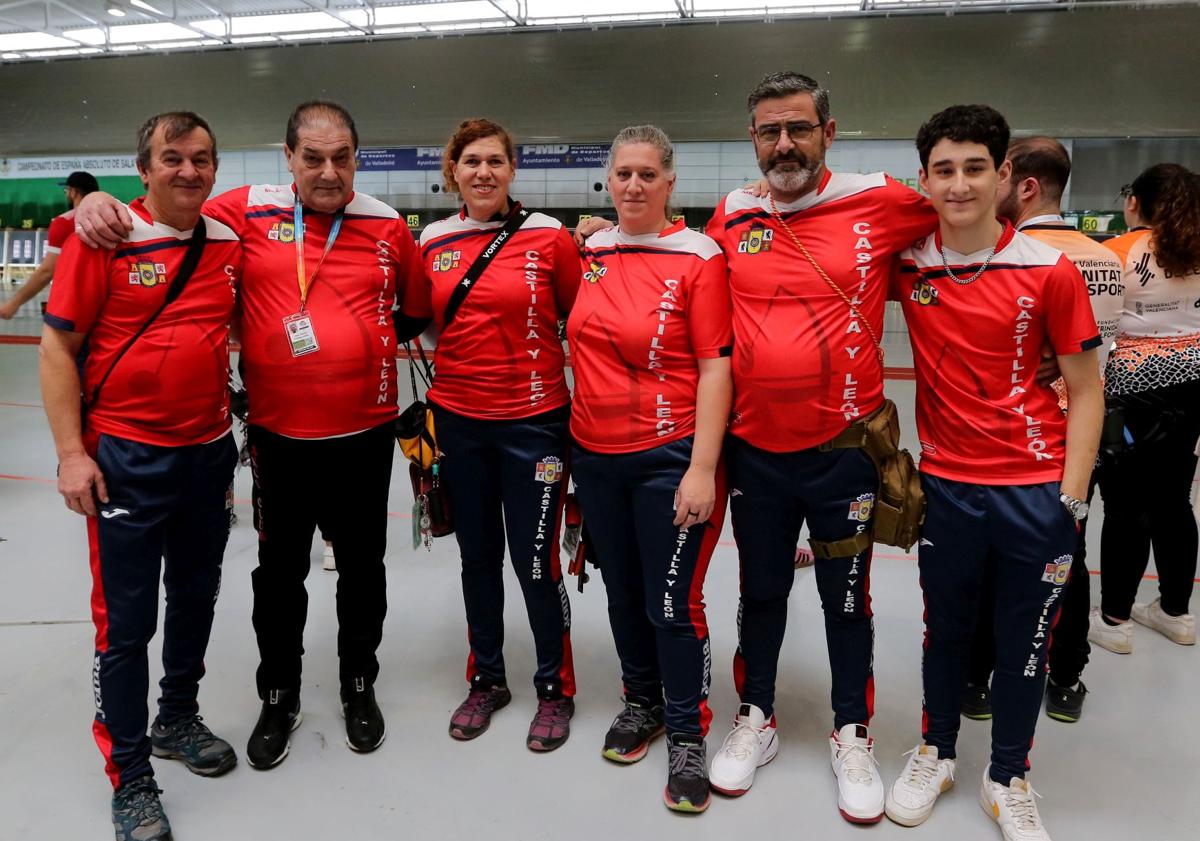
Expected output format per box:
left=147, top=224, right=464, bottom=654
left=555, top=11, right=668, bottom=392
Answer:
left=602, top=724, right=666, bottom=765
left=710, top=734, right=779, bottom=797
left=662, top=787, right=711, bottom=814
left=150, top=745, right=238, bottom=777
left=246, top=711, right=303, bottom=770
left=884, top=778, right=954, bottom=827
left=1131, top=613, right=1196, bottom=645
left=527, top=733, right=568, bottom=753
left=961, top=710, right=993, bottom=721
left=1088, top=629, right=1132, bottom=654
left=839, top=806, right=884, bottom=825
left=1045, top=709, right=1081, bottom=723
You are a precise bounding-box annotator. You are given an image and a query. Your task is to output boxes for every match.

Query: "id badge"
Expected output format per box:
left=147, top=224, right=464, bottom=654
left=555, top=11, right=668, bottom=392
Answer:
left=283, top=312, right=319, bottom=357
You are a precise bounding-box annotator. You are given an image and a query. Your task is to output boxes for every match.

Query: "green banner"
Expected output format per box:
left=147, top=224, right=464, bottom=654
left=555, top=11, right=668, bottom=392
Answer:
left=0, top=176, right=144, bottom=228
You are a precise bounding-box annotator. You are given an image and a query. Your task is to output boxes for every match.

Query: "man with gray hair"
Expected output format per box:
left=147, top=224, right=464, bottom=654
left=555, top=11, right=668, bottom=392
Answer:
left=702, top=71, right=936, bottom=823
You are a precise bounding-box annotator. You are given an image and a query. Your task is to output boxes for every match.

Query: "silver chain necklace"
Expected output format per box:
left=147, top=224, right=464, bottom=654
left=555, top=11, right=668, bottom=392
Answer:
left=940, top=244, right=997, bottom=285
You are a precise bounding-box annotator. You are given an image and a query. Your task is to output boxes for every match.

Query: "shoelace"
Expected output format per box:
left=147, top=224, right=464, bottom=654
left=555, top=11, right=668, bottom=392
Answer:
left=609, top=703, right=656, bottom=734
left=458, top=688, right=502, bottom=718
left=720, top=718, right=769, bottom=761
left=1003, top=781, right=1043, bottom=831
left=166, top=716, right=215, bottom=750
left=531, top=698, right=571, bottom=731
left=834, top=736, right=879, bottom=784
left=668, top=741, right=707, bottom=779
left=900, top=747, right=941, bottom=789
left=117, top=779, right=165, bottom=825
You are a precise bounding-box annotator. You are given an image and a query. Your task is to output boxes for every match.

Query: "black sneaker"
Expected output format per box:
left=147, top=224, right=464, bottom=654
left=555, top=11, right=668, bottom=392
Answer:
left=111, top=776, right=172, bottom=841
left=342, top=679, right=386, bottom=753
left=1045, top=678, right=1088, bottom=723
left=603, top=695, right=666, bottom=764
left=150, top=715, right=237, bottom=777
left=246, top=689, right=301, bottom=769
left=961, top=683, right=992, bottom=720
left=664, top=733, right=711, bottom=814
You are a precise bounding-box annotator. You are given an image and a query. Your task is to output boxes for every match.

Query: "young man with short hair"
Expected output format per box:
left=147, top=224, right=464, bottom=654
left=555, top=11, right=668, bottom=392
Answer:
left=963, top=136, right=1125, bottom=724
left=883, top=106, right=1103, bottom=841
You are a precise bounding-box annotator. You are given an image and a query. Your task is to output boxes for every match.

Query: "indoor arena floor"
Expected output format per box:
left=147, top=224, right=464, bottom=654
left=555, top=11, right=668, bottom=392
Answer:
left=1, top=312, right=1196, bottom=841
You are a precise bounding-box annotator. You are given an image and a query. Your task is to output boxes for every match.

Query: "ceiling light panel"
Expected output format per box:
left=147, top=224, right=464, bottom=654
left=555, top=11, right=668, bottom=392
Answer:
left=231, top=12, right=349, bottom=35
left=372, top=1, right=514, bottom=26
left=108, top=23, right=200, bottom=43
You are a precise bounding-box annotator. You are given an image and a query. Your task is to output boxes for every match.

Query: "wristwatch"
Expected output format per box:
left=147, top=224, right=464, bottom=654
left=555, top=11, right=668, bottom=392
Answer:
left=1059, top=492, right=1089, bottom=521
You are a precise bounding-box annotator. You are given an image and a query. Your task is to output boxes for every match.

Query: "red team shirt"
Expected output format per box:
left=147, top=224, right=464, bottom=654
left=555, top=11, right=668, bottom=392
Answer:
left=569, top=220, right=733, bottom=454
left=407, top=207, right=580, bottom=419
left=706, top=171, right=937, bottom=452
left=205, top=184, right=421, bottom=439
left=894, top=222, right=1101, bottom=484
left=44, top=198, right=242, bottom=447
left=45, top=209, right=76, bottom=255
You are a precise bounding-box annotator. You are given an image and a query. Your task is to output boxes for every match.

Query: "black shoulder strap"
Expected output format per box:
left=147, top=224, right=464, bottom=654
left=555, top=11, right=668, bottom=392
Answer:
left=443, top=203, right=530, bottom=326
left=89, top=218, right=208, bottom=408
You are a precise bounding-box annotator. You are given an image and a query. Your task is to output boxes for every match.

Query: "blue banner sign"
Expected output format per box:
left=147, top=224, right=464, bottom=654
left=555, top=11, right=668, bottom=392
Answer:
left=356, top=144, right=609, bottom=172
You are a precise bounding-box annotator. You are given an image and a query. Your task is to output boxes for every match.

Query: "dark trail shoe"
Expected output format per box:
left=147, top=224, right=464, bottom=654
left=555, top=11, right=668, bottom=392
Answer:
left=664, top=733, right=711, bottom=814
left=449, top=682, right=512, bottom=741
left=111, top=776, right=172, bottom=841
left=151, top=715, right=236, bottom=777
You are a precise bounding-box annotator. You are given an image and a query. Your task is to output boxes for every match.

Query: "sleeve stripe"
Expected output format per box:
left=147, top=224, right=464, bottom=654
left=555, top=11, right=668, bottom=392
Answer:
left=43, top=312, right=76, bottom=332
left=718, top=345, right=733, bottom=357
left=1080, top=335, right=1103, bottom=351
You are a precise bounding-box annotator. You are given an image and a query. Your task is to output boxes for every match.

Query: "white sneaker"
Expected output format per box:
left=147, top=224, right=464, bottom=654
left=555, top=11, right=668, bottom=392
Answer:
left=980, top=767, right=1052, bottom=840
left=322, top=542, right=337, bottom=572
left=1087, top=607, right=1132, bottom=654
left=884, top=744, right=955, bottom=827
left=1131, top=598, right=1196, bottom=645
left=830, top=723, right=884, bottom=823
left=708, top=703, right=779, bottom=796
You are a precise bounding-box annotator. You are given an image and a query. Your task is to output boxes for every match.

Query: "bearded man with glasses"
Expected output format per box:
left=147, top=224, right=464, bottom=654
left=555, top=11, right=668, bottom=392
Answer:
left=702, top=71, right=937, bottom=824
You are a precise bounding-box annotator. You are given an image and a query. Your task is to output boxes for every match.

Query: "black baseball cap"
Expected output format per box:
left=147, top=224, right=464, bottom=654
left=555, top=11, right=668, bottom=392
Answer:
left=59, top=171, right=99, bottom=193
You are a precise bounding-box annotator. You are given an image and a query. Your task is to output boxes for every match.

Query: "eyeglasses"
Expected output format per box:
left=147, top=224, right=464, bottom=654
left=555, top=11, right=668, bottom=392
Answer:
left=1118, top=184, right=1133, bottom=199
left=752, top=121, right=825, bottom=145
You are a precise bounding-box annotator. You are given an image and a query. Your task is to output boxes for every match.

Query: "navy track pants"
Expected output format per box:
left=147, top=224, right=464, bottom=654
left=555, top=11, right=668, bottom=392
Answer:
left=726, top=434, right=877, bottom=729
left=919, top=474, right=1077, bottom=783
left=87, top=431, right=236, bottom=789
left=573, top=437, right=725, bottom=736
left=433, top=403, right=575, bottom=699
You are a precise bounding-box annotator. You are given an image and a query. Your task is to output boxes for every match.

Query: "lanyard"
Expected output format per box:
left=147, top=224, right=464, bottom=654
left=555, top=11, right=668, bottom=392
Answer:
left=293, top=200, right=344, bottom=312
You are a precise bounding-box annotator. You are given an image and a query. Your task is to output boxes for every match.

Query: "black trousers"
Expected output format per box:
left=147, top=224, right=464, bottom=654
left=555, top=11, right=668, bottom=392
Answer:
left=968, top=480, right=1094, bottom=689
left=1099, top=379, right=1200, bottom=619
left=88, top=431, right=236, bottom=789
left=247, top=421, right=394, bottom=697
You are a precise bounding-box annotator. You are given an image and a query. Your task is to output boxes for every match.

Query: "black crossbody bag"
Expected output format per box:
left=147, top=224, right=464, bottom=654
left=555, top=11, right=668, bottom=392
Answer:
left=86, top=219, right=208, bottom=416
left=398, top=203, right=531, bottom=547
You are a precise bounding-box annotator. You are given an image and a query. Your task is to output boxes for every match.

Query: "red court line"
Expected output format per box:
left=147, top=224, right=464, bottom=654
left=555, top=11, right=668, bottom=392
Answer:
left=0, top=335, right=40, bottom=345
left=0, top=472, right=55, bottom=484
